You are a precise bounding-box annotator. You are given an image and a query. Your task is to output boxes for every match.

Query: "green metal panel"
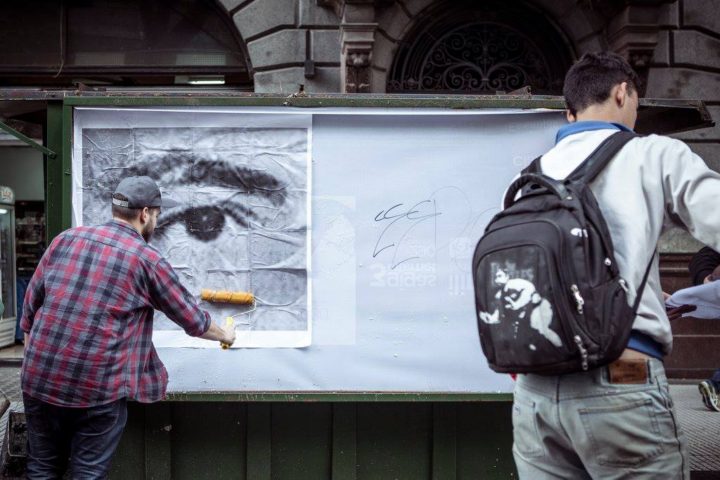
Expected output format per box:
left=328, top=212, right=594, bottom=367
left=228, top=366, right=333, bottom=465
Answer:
left=111, top=403, right=145, bottom=479
left=144, top=403, right=172, bottom=479
left=332, top=404, right=358, bottom=480
left=62, top=104, right=72, bottom=232
left=109, top=401, right=516, bottom=480
left=45, top=102, right=63, bottom=242
left=170, top=403, right=247, bottom=480
left=63, top=93, right=567, bottom=110
left=44, top=102, right=73, bottom=242
left=0, top=120, right=56, bottom=158
left=271, top=403, right=333, bottom=479
left=432, top=404, right=458, bottom=480
left=356, top=403, right=433, bottom=479
left=455, top=403, right=515, bottom=480
left=246, top=404, right=271, bottom=480
left=165, top=392, right=513, bottom=402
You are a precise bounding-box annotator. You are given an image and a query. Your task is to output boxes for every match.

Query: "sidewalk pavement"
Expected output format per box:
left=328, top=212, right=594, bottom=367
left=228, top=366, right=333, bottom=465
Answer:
left=672, top=381, right=720, bottom=478
left=0, top=364, right=718, bottom=477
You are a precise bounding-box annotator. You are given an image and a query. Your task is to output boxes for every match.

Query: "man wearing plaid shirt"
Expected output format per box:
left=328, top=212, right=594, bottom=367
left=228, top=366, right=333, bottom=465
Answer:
left=20, top=176, right=236, bottom=479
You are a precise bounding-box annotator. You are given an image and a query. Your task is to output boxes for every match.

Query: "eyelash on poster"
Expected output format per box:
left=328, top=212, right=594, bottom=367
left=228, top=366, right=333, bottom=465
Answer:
left=99, top=159, right=291, bottom=242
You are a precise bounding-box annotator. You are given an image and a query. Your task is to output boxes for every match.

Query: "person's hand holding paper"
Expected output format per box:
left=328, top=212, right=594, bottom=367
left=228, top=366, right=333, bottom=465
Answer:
left=703, top=264, right=720, bottom=284
left=666, top=279, right=720, bottom=319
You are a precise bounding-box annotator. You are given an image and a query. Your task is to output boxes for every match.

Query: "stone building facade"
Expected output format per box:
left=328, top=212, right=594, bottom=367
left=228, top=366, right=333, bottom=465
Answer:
left=220, top=0, right=720, bottom=375
left=220, top=0, right=718, bottom=169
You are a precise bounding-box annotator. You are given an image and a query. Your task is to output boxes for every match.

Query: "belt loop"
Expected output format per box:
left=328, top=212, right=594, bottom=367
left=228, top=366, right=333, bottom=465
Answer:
left=599, top=363, right=609, bottom=386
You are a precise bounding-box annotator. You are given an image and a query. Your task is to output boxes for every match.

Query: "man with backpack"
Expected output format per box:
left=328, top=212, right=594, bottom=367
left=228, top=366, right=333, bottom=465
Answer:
left=474, top=52, right=720, bottom=479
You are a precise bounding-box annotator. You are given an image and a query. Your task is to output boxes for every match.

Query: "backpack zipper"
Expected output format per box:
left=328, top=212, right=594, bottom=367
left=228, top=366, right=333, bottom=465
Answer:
left=574, top=335, right=589, bottom=371
left=570, top=284, right=584, bottom=314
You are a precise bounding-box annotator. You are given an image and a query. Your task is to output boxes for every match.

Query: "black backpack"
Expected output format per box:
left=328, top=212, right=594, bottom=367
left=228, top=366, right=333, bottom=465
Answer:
left=472, top=131, right=653, bottom=375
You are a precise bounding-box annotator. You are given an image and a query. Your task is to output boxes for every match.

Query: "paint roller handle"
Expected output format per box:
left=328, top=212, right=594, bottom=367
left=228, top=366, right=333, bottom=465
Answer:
left=221, top=317, right=236, bottom=349
left=199, top=318, right=236, bottom=347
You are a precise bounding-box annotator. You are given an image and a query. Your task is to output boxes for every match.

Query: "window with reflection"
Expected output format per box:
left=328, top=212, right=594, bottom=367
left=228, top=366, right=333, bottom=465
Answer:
left=0, top=0, right=252, bottom=87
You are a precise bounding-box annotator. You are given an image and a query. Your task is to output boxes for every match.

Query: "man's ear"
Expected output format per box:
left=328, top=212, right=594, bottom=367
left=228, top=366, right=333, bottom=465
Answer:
left=566, top=110, right=576, bottom=122
left=615, top=82, right=628, bottom=107
left=139, top=207, right=150, bottom=223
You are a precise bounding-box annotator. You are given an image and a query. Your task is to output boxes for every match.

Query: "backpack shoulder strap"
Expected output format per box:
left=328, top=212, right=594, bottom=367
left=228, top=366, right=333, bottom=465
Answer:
left=633, top=249, right=656, bottom=313
left=518, top=156, right=543, bottom=198
left=522, top=156, right=542, bottom=175
left=566, top=131, right=637, bottom=184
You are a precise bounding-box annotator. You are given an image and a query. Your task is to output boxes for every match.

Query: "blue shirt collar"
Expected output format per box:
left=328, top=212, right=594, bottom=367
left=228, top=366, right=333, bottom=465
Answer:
left=555, top=121, right=633, bottom=144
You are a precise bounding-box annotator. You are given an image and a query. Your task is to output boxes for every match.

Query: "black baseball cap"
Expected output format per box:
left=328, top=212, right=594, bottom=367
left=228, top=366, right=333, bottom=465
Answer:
left=112, top=176, right=179, bottom=209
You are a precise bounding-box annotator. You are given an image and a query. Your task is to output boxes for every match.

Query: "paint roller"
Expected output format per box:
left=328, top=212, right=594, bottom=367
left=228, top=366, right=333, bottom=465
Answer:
left=200, top=289, right=255, bottom=349
left=200, top=289, right=255, bottom=305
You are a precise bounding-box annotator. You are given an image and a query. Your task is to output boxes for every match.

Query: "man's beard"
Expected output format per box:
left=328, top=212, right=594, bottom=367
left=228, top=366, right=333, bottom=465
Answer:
left=141, top=223, right=155, bottom=242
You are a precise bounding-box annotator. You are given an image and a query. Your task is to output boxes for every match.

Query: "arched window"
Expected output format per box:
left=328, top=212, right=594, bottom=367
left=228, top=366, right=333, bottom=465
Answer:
left=0, top=0, right=252, bottom=88
left=388, top=0, right=573, bottom=95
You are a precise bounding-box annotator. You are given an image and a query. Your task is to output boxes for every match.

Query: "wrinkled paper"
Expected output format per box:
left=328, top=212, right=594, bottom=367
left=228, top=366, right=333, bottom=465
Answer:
left=667, top=281, right=720, bottom=319
left=75, top=116, right=311, bottom=348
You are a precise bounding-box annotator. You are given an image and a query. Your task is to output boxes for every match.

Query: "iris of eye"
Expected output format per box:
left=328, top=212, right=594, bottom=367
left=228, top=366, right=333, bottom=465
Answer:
left=184, top=206, right=225, bottom=241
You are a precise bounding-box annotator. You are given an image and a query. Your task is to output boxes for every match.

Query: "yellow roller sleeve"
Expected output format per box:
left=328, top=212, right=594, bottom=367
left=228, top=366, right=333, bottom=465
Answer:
left=200, top=289, right=254, bottom=305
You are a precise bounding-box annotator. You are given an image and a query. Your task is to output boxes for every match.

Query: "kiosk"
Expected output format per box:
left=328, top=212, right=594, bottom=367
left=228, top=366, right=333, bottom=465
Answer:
left=0, top=92, right=713, bottom=479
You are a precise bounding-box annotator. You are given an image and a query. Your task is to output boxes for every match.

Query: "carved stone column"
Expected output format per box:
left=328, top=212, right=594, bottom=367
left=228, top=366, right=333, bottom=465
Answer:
left=316, top=0, right=342, bottom=17
left=341, top=23, right=376, bottom=93
left=607, top=2, right=669, bottom=95
left=317, top=0, right=380, bottom=92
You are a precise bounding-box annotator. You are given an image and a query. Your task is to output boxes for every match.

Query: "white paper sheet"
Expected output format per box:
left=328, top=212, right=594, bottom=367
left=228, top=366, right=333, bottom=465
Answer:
left=666, top=282, right=720, bottom=319
left=72, top=109, right=312, bottom=348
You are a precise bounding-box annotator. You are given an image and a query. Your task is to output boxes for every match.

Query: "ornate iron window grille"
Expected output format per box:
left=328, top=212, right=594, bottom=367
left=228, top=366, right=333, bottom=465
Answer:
left=388, top=2, right=573, bottom=95
left=391, top=23, right=552, bottom=93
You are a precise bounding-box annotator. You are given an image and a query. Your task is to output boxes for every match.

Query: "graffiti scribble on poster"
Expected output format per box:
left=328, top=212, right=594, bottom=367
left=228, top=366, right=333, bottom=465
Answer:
left=80, top=127, right=309, bottom=346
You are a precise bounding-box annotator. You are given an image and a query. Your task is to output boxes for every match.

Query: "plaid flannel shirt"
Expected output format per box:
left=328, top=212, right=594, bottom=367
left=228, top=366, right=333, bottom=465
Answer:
left=21, top=220, right=210, bottom=407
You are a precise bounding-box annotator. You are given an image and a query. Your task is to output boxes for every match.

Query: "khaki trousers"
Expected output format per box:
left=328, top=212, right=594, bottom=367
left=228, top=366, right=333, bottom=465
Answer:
left=513, top=357, right=688, bottom=479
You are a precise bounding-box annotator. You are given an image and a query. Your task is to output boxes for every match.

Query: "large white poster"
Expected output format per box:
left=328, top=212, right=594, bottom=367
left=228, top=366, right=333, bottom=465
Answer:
left=73, top=110, right=312, bottom=348
left=72, top=106, right=566, bottom=393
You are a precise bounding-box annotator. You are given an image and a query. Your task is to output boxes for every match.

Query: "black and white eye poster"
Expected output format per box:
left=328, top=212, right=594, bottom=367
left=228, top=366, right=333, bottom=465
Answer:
left=72, top=108, right=311, bottom=348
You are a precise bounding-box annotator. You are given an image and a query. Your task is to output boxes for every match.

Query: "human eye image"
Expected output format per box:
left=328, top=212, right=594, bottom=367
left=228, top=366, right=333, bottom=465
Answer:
left=80, top=126, right=310, bottom=340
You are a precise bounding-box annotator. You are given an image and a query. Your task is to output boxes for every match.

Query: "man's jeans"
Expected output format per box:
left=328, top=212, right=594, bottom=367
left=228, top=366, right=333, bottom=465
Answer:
left=23, top=394, right=127, bottom=480
left=512, top=357, right=688, bottom=479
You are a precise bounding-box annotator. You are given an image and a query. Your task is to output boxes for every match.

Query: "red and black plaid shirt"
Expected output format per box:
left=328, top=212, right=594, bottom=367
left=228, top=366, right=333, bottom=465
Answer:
left=21, top=220, right=210, bottom=407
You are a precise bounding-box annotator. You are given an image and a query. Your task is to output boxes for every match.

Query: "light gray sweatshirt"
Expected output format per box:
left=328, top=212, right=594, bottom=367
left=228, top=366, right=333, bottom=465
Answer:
left=539, top=128, right=720, bottom=354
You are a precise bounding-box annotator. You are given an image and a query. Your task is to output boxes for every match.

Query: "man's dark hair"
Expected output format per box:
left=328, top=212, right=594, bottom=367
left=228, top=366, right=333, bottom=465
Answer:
left=111, top=193, right=142, bottom=221
left=563, top=52, right=640, bottom=116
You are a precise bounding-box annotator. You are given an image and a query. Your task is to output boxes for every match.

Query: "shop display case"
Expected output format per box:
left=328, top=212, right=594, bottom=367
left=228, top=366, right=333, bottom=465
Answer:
left=13, top=201, right=45, bottom=344
left=0, top=186, right=16, bottom=347
left=14, top=201, right=44, bottom=276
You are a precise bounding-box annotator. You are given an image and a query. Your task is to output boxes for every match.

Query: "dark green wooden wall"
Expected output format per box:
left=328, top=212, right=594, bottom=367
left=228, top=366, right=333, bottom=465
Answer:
left=110, top=401, right=516, bottom=480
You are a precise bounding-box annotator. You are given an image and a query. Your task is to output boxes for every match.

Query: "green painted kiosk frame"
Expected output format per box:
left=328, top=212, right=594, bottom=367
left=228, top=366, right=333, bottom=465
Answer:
left=6, top=92, right=713, bottom=479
